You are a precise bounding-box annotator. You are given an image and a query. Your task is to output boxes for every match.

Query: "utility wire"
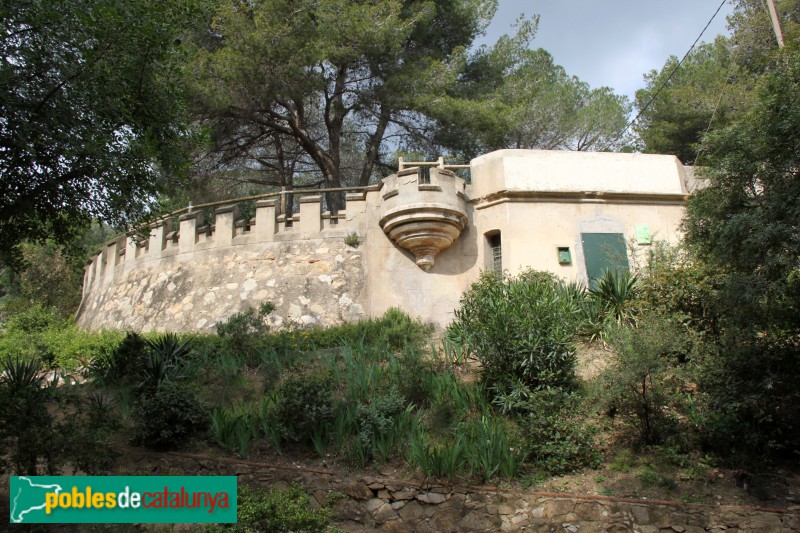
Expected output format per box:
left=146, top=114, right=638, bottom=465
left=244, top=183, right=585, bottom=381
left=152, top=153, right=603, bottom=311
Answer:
left=603, top=0, right=729, bottom=151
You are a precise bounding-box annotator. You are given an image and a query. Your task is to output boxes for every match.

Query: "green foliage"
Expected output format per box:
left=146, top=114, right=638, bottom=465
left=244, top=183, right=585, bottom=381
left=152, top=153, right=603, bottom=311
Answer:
left=214, top=302, right=275, bottom=366
left=8, top=243, right=83, bottom=316
left=589, top=269, right=639, bottom=325
left=0, top=310, right=122, bottom=369
left=680, top=48, right=800, bottom=463
left=597, top=318, right=694, bottom=445
left=449, top=270, right=580, bottom=395
left=210, top=403, right=260, bottom=457
left=424, top=33, right=634, bottom=159
left=694, top=331, right=800, bottom=462
left=368, top=308, right=434, bottom=350
left=217, top=302, right=276, bottom=338
left=356, top=387, right=405, bottom=441
left=207, top=485, right=332, bottom=533
left=499, top=387, right=599, bottom=475
left=0, top=357, right=54, bottom=474
left=0, top=0, right=204, bottom=262
left=131, top=382, right=209, bottom=450
left=274, top=373, right=333, bottom=444
left=88, top=331, right=148, bottom=387
left=408, top=432, right=467, bottom=480
left=462, top=416, right=520, bottom=481
left=139, top=333, right=195, bottom=390
left=0, top=357, right=119, bottom=475
left=3, top=304, right=64, bottom=334
left=188, top=0, right=495, bottom=199
left=344, top=232, right=361, bottom=248
left=355, top=387, right=409, bottom=462
left=634, top=37, right=751, bottom=164
left=634, top=246, right=724, bottom=336
left=686, top=50, right=800, bottom=328
left=56, top=390, right=121, bottom=475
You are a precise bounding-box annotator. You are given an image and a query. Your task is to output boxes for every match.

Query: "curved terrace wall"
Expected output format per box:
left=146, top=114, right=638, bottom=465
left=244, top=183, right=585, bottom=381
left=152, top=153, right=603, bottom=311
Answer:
left=77, top=151, right=692, bottom=333
left=77, top=192, right=374, bottom=333
left=77, top=168, right=477, bottom=333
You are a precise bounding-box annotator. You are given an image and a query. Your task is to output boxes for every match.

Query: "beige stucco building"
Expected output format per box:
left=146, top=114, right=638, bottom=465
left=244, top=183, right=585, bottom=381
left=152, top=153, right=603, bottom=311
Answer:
left=77, top=149, right=692, bottom=332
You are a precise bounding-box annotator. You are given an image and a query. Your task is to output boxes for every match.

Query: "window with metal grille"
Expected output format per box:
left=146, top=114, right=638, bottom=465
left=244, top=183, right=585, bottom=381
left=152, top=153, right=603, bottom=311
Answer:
left=418, top=166, right=431, bottom=184
left=488, top=233, right=502, bottom=275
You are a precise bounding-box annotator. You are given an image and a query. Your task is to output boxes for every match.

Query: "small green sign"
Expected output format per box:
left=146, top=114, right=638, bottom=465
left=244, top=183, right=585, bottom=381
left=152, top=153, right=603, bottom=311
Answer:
left=9, top=476, right=237, bottom=524
left=635, top=224, right=651, bottom=244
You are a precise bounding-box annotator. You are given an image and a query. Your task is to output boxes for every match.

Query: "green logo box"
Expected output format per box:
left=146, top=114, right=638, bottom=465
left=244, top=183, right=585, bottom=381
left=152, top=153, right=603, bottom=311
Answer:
left=10, top=476, right=237, bottom=524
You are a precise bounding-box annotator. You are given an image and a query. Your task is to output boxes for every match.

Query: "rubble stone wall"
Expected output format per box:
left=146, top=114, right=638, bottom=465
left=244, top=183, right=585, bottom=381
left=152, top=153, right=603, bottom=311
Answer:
left=118, top=448, right=800, bottom=533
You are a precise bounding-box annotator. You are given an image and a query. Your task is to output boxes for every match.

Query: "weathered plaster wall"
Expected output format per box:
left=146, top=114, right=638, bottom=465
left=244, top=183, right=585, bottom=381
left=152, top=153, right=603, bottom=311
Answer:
left=476, top=200, right=686, bottom=279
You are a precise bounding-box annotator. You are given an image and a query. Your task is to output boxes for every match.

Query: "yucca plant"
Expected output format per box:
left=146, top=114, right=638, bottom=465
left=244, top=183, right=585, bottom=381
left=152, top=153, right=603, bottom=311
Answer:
left=589, top=269, right=639, bottom=325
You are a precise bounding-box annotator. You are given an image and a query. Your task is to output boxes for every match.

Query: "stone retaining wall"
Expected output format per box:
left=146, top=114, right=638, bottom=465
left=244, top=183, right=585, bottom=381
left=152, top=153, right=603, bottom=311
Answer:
left=117, top=448, right=800, bottom=532
left=77, top=237, right=367, bottom=333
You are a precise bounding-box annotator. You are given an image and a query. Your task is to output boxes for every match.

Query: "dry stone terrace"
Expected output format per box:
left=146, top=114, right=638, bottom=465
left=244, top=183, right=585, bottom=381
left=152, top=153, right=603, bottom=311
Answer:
left=115, top=446, right=800, bottom=532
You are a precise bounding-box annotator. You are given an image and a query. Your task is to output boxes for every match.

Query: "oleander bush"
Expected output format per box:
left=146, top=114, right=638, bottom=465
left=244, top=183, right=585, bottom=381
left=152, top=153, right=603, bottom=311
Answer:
left=449, top=270, right=582, bottom=396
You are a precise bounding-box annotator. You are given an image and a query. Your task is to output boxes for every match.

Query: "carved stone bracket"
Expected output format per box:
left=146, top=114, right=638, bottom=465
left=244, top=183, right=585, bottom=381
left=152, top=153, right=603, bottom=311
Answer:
left=379, top=168, right=468, bottom=271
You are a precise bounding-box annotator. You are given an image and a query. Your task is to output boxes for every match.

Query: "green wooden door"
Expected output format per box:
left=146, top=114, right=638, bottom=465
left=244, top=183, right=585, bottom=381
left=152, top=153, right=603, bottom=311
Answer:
left=581, top=233, right=629, bottom=286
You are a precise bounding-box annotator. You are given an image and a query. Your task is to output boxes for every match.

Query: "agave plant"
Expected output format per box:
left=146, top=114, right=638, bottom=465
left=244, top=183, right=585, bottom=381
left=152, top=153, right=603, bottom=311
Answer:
left=589, top=269, right=639, bottom=325
left=138, top=333, right=194, bottom=390
left=1, top=356, right=46, bottom=394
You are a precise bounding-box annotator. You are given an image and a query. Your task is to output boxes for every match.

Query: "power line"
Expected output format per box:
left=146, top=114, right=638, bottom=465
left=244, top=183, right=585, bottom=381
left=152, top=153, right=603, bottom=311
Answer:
left=603, top=0, right=729, bottom=151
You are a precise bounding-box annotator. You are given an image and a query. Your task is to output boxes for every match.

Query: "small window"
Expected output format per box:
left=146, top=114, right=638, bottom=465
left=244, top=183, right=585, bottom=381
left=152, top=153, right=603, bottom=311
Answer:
left=487, top=232, right=502, bottom=275
left=418, top=166, right=431, bottom=184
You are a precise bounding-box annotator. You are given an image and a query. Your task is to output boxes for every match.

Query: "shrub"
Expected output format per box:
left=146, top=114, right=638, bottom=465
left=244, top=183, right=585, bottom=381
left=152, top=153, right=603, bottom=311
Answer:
left=15, top=242, right=83, bottom=317
left=387, top=346, right=435, bottom=405
left=448, top=270, right=581, bottom=395
left=0, top=315, right=122, bottom=370
left=0, top=356, right=56, bottom=474
left=3, top=304, right=63, bottom=334
left=274, top=373, right=333, bottom=444
left=695, top=330, right=800, bottom=464
left=636, top=261, right=724, bottom=337
left=56, top=390, right=120, bottom=474
left=131, top=382, right=208, bottom=450
left=597, top=317, right=693, bottom=445
left=344, top=231, right=361, bottom=248
left=370, top=307, right=433, bottom=350
left=0, top=357, right=119, bottom=475
left=217, top=302, right=275, bottom=339
left=494, top=385, right=599, bottom=475
left=206, top=485, right=332, bottom=533
left=88, top=331, right=147, bottom=387
left=355, top=387, right=409, bottom=460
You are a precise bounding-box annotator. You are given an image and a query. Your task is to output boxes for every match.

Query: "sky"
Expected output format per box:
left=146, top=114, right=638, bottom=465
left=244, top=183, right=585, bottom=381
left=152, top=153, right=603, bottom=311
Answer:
left=479, top=0, right=735, bottom=102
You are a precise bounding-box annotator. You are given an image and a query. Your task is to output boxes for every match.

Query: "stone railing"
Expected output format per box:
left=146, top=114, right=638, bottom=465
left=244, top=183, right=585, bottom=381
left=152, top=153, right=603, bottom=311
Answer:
left=81, top=187, right=375, bottom=294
